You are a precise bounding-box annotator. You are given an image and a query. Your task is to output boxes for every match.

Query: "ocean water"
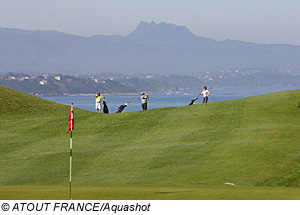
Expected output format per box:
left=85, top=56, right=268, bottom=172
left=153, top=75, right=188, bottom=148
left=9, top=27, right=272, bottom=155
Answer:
left=40, top=87, right=299, bottom=113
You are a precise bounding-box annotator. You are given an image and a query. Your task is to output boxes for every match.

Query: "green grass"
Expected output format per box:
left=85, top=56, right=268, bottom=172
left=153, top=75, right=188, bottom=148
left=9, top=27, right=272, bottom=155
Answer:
left=1, top=85, right=300, bottom=199
left=1, top=185, right=300, bottom=200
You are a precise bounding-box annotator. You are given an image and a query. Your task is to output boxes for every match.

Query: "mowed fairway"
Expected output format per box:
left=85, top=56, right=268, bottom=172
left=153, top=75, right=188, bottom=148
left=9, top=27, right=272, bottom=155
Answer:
left=1, top=86, right=300, bottom=199
left=2, top=185, right=300, bottom=200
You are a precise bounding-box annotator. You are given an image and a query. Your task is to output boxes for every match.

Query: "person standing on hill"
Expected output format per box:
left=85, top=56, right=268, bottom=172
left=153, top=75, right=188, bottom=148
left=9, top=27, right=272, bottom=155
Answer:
left=94, top=92, right=105, bottom=113
left=199, top=86, right=211, bottom=103
left=141, top=92, right=149, bottom=110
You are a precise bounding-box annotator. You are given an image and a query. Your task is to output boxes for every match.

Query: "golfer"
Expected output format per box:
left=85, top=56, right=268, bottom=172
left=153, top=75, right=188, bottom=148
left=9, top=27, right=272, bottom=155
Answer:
left=141, top=92, right=149, bottom=110
left=199, top=86, right=211, bottom=103
left=94, top=92, right=105, bottom=113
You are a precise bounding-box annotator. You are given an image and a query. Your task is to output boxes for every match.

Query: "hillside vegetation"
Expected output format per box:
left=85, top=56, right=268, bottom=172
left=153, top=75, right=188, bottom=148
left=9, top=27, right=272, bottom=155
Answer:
left=1, top=85, right=300, bottom=199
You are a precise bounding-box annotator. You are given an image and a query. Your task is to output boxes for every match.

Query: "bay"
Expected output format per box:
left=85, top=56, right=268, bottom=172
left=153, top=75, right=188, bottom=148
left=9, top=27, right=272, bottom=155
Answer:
left=40, top=87, right=299, bottom=113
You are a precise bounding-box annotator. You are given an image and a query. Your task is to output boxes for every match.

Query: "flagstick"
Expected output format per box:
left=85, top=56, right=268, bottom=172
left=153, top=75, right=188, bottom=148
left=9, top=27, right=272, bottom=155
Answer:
left=70, top=130, right=72, bottom=200
left=69, top=103, right=73, bottom=200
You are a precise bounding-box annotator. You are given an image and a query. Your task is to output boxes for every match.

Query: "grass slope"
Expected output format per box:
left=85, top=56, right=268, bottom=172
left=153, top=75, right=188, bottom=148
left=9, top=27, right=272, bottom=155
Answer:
left=1, top=85, right=300, bottom=199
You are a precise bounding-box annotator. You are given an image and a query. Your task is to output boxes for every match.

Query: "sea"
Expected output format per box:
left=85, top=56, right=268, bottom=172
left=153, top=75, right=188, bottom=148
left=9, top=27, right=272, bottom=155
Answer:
left=40, top=87, right=299, bottom=113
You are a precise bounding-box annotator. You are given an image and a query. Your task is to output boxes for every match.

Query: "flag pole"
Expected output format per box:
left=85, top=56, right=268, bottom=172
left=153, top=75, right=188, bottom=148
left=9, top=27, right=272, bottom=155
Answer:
left=70, top=130, right=72, bottom=200
left=69, top=103, right=73, bottom=200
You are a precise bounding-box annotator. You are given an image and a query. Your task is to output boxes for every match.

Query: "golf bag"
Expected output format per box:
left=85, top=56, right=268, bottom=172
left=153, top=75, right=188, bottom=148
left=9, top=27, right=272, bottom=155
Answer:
left=103, top=100, right=109, bottom=113
left=189, top=95, right=199, bottom=105
left=115, top=101, right=131, bottom=113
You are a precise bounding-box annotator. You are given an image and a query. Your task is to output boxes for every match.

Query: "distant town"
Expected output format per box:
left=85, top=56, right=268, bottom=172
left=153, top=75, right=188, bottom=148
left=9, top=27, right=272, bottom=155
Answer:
left=1, top=68, right=299, bottom=96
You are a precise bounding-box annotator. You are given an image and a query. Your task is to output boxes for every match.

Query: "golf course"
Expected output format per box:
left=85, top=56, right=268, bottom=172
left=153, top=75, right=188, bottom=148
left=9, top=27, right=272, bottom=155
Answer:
left=1, top=85, right=300, bottom=199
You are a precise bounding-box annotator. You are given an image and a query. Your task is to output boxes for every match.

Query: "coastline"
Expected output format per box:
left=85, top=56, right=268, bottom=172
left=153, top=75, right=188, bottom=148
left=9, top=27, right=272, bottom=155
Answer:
left=38, top=86, right=300, bottom=113
left=35, top=86, right=300, bottom=97
left=64, top=92, right=141, bottom=96
left=36, top=92, right=143, bottom=97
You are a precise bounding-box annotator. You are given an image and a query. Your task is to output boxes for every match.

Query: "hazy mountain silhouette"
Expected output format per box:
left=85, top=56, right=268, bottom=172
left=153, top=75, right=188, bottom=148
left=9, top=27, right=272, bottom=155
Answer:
left=0, top=22, right=299, bottom=75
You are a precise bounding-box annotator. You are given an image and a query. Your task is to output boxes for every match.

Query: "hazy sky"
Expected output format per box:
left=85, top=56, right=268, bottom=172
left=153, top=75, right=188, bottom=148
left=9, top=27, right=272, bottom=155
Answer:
left=0, top=0, right=299, bottom=45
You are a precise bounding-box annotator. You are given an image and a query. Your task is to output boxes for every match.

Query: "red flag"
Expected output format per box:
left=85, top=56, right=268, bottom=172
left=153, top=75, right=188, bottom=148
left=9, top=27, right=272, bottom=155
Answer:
left=67, top=103, right=74, bottom=133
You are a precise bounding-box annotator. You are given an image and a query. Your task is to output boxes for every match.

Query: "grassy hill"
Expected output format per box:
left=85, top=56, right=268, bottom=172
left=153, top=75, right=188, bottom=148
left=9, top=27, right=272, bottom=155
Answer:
left=1, top=85, right=300, bottom=199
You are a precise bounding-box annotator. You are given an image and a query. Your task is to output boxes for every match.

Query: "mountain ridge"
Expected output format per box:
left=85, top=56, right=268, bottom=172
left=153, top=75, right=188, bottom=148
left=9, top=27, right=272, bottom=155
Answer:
left=0, top=21, right=300, bottom=75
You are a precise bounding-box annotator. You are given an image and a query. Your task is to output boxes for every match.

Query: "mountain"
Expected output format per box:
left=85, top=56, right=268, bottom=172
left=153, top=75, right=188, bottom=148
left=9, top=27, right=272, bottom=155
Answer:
left=0, top=22, right=300, bottom=75
left=126, top=21, right=198, bottom=42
